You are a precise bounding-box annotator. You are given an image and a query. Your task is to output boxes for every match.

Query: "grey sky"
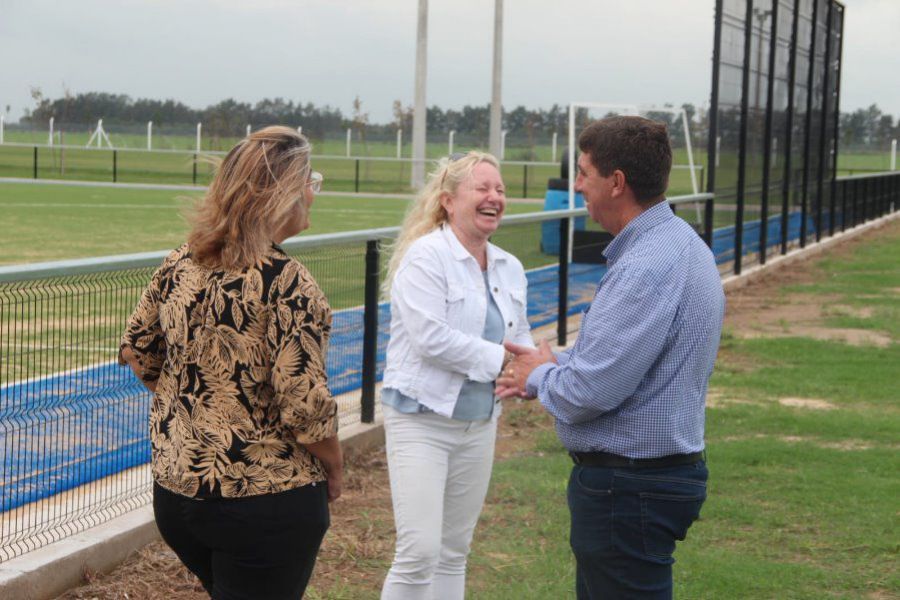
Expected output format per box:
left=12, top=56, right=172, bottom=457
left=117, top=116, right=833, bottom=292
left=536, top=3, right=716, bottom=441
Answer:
left=1, top=0, right=897, bottom=124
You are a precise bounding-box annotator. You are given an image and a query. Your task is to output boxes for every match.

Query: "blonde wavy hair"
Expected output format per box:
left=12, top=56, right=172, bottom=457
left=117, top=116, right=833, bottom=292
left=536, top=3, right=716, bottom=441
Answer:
left=383, top=150, right=500, bottom=296
left=188, top=126, right=312, bottom=270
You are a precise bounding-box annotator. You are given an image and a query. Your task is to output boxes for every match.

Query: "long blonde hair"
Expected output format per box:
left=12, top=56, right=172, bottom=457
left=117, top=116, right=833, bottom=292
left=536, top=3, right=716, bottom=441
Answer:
left=383, top=151, right=500, bottom=296
left=188, top=126, right=312, bottom=270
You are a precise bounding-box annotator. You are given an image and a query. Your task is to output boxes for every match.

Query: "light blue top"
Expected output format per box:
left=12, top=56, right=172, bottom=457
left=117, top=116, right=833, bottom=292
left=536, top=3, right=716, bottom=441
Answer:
left=526, top=201, right=726, bottom=457
left=383, top=271, right=504, bottom=421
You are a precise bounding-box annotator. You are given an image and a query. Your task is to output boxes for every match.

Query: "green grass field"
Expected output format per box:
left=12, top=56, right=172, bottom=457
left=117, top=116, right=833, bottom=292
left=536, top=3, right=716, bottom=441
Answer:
left=0, top=143, right=706, bottom=198
left=302, top=219, right=900, bottom=599
left=0, top=182, right=546, bottom=265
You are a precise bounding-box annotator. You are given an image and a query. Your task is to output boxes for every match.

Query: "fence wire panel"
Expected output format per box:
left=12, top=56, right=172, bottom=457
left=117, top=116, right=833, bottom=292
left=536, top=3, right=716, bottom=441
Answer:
left=709, top=0, right=845, bottom=273
left=0, top=268, right=153, bottom=561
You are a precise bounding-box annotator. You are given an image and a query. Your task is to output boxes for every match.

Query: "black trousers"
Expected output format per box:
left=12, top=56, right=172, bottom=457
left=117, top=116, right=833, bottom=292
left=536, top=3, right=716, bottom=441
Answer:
left=153, top=482, right=330, bottom=600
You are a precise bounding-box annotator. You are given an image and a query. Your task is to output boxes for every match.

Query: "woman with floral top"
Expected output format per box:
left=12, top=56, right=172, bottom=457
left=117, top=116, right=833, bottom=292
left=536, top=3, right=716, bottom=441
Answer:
left=120, top=126, right=340, bottom=599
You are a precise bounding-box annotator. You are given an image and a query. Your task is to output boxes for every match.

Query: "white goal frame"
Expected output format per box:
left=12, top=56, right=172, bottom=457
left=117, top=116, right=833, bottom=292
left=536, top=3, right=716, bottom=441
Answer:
left=566, top=102, right=699, bottom=211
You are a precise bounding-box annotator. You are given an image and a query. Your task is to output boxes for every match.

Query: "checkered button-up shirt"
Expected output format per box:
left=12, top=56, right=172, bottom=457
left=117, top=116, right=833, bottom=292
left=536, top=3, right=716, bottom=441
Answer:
left=526, top=201, right=725, bottom=457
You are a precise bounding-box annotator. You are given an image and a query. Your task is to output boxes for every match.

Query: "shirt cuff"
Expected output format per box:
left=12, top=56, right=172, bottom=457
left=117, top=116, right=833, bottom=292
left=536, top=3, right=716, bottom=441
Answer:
left=466, top=341, right=506, bottom=383
left=526, top=362, right=556, bottom=399
left=554, top=350, right=572, bottom=367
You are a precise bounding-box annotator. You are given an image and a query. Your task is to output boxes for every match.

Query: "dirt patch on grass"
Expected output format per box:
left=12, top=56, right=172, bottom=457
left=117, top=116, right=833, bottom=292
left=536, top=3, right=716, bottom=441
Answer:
left=778, top=397, right=837, bottom=410
left=722, top=222, right=899, bottom=347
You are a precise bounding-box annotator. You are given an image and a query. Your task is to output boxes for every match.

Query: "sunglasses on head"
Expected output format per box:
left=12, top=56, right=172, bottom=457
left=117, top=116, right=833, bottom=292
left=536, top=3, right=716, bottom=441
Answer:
left=440, top=152, right=469, bottom=188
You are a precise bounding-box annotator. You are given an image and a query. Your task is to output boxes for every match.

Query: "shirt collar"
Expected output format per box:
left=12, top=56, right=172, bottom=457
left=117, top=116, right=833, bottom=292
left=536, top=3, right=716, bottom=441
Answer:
left=603, top=200, right=673, bottom=264
left=440, top=223, right=507, bottom=267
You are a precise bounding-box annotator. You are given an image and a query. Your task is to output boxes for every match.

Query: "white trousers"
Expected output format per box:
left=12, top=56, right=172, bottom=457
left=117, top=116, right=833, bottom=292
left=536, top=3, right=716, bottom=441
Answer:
left=380, top=404, right=499, bottom=600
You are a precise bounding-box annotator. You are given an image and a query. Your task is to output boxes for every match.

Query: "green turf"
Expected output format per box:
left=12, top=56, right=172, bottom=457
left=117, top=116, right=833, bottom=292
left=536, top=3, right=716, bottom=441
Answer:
left=0, top=182, right=545, bottom=265
left=0, top=140, right=706, bottom=198
left=303, top=221, right=900, bottom=599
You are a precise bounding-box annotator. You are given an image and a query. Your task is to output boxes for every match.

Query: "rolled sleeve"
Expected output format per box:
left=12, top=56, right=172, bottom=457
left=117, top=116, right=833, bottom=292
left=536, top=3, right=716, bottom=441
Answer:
left=268, top=285, right=338, bottom=445
left=121, top=270, right=166, bottom=384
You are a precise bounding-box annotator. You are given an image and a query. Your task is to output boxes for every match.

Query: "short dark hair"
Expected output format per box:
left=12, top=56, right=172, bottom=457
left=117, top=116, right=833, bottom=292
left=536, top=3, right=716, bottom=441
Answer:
left=578, top=116, right=672, bottom=205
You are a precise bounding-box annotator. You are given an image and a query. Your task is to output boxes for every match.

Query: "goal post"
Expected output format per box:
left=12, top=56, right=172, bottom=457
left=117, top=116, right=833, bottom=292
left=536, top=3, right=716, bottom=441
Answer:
left=567, top=102, right=699, bottom=210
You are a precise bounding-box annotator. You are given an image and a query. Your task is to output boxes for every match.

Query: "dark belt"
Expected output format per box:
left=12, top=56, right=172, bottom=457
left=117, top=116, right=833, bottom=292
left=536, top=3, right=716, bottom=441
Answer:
left=569, top=450, right=704, bottom=469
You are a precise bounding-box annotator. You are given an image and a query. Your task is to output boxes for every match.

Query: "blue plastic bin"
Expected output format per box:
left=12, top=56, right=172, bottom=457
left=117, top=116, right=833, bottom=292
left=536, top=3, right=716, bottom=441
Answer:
left=541, top=188, right=586, bottom=254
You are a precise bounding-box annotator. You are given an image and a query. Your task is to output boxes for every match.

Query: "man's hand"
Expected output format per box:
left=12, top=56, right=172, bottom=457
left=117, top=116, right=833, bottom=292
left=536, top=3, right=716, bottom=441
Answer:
left=496, top=339, right=556, bottom=399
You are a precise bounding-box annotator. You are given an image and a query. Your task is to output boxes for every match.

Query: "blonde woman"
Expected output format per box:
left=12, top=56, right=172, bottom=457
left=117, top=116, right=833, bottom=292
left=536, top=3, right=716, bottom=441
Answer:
left=119, top=126, right=341, bottom=599
left=380, top=152, right=535, bottom=599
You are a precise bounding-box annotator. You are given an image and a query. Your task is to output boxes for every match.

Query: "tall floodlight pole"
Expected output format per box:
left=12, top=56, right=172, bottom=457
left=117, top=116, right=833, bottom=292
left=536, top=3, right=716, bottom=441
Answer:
left=488, top=0, right=503, bottom=158
left=411, top=0, right=428, bottom=189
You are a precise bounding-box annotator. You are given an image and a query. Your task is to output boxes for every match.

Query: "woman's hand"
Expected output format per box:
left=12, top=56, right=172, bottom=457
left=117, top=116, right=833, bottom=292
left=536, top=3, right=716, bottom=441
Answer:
left=302, top=436, right=344, bottom=502
left=118, top=346, right=158, bottom=392
left=324, top=465, right=343, bottom=502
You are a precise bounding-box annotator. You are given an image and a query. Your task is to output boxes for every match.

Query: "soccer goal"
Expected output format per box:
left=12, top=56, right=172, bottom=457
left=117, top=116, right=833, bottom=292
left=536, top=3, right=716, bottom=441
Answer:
left=566, top=102, right=701, bottom=211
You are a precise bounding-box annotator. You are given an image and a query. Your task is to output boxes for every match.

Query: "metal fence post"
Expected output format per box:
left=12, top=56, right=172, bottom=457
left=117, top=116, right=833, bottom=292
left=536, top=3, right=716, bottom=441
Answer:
left=33, top=146, right=38, bottom=179
left=557, top=217, right=569, bottom=347
left=800, top=0, right=820, bottom=248
left=840, top=179, right=847, bottom=232
left=759, top=0, right=779, bottom=263
left=523, top=164, right=528, bottom=198
left=192, top=154, right=198, bottom=185
left=355, top=159, right=360, bottom=193
left=360, top=239, right=380, bottom=424
left=733, top=0, right=755, bottom=275
left=704, top=197, right=715, bottom=248
left=112, top=150, right=118, bottom=183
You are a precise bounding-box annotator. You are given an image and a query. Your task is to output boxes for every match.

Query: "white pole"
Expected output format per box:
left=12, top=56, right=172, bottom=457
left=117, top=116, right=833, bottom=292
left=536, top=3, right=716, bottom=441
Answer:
left=396, top=129, right=402, bottom=159
left=681, top=109, right=698, bottom=195
left=346, top=128, right=352, bottom=157
left=246, top=124, right=251, bottom=137
left=147, top=121, right=152, bottom=150
left=488, top=0, right=503, bottom=158
left=48, top=117, right=54, bottom=146
left=0, top=116, right=4, bottom=144
left=891, top=139, right=897, bottom=171
left=196, top=123, right=202, bottom=152
left=297, top=126, right=302, bottom=135
left=411, top=0, right=428, bottom=189
left=449, top=130, right=455, bottom=155
left=715, top=136, right=721, bottom=168
left=552, top=131, right=558, bottom=163
left=771, top=137, right=777, bottom=167
left=500, top=130, right=508, bottom=160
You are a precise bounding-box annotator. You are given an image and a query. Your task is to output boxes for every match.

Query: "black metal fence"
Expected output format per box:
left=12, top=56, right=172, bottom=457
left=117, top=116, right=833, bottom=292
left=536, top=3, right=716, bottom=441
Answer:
left=0, top=205, right=599, bottom=562
left=0, top=144, right=562, bottom=198
left=708, top=0, right=849, bottom=274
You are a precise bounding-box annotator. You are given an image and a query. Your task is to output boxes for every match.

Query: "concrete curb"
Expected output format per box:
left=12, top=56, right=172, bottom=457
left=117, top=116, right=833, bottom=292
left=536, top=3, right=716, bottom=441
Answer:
left=0, top=416, right=387, bottom=600
left=2, top=211, right=896, bottom=599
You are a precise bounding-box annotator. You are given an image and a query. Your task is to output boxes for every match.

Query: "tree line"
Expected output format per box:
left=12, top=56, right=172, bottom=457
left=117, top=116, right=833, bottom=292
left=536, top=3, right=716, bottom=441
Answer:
left=19, top=90, right=899, bottom=149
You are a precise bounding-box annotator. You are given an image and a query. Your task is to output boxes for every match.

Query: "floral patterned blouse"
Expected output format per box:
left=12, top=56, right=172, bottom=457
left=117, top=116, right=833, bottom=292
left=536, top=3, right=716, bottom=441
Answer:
left=121, top=243, right=337, bottom=499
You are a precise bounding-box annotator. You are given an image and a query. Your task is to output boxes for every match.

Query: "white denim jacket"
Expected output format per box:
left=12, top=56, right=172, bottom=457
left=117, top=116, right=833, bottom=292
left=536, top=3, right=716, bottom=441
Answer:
left=383, top=225, right=535, bottom=417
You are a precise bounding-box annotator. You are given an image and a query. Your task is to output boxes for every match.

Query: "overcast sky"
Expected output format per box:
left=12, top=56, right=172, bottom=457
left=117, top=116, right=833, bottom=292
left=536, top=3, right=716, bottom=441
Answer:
left=1, top=0, right=897, bottom=124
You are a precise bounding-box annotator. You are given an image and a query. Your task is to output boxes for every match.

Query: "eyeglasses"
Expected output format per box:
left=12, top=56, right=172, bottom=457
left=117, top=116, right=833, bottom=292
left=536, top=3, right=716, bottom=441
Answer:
left=307, top=171, right=323, bottom=193
left=440, top=152, right=468, bottom=188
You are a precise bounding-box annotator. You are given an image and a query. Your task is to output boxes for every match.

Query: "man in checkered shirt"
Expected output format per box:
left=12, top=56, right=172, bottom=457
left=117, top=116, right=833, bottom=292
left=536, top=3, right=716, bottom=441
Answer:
left=498, top=116, right=725, bottom=599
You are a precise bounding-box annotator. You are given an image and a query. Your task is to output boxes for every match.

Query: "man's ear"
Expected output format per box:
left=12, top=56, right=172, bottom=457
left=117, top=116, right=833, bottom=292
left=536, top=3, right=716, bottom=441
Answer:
left=610, top=169, right=628, bottom=198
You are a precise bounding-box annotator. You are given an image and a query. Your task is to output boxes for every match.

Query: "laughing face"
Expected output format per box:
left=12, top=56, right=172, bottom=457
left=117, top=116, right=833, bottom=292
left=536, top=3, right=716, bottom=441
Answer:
left=442, top=161, right=506, bottom=243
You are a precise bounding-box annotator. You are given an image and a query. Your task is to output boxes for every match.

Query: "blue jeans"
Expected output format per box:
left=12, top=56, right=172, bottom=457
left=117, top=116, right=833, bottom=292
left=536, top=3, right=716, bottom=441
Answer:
left=567, top=461, right=708, bottom=599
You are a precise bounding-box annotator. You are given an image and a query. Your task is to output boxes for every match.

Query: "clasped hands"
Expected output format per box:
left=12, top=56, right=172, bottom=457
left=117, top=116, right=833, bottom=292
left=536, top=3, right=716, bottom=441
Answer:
left=496, top=339, right=556, bottom=399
